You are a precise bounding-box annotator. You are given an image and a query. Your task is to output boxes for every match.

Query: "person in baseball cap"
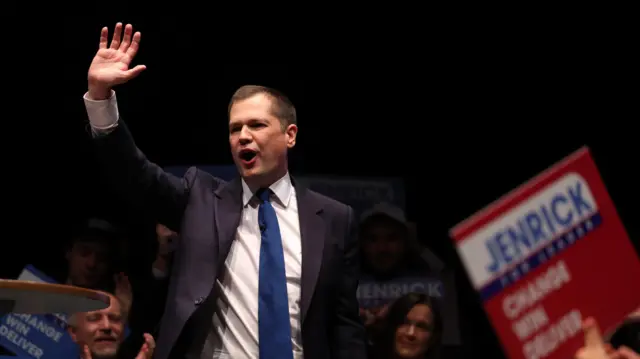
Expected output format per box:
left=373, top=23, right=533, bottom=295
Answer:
left=359, top=202, right=444, bottom=278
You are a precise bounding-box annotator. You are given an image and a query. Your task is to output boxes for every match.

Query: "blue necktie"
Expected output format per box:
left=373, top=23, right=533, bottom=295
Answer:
left=257, top=189, right=293, bottom=359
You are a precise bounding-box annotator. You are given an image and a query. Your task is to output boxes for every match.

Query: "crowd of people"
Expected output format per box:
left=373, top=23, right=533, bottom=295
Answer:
left=29, top=202, right=449, bottom=358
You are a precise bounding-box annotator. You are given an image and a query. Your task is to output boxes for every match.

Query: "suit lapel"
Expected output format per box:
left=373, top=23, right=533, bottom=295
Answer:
left=296, top=183, right=325, bottom=325
left=214, top=177, right=243, bottom=264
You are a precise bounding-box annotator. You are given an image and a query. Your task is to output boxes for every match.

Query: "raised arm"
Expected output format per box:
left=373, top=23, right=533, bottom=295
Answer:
left=85, top=23, right=188, bottom=229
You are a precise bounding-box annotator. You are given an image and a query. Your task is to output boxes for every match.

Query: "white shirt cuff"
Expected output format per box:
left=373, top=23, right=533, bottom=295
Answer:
left=83, top=90, right=120, bottom=130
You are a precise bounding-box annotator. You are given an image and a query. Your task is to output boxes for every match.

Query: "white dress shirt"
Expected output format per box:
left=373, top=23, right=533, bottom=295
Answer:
left=83, top=91, right=304, bottom=359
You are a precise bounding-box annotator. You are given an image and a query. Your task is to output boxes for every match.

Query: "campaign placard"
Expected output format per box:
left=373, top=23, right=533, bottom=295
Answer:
left=0, top=265, right=129, bottom=359
left=449, top=147, right=640, bottom=359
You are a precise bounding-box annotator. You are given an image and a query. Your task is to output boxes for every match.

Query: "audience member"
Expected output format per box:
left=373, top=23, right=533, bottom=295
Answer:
left=358, top=203, right=446, bottom=342
left=68, top=293, right=155, bottom=359
left=359, top=203, right=442, bottom=279
left=63, top=218, right=122, bottom=290
left=371, top=292, right=443, bottom=359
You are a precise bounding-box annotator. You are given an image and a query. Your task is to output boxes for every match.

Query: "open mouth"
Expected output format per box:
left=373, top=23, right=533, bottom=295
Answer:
left=239, top=149, right=258, bottom=164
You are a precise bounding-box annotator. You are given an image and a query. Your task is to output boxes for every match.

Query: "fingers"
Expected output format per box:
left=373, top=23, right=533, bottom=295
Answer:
left=606, top=343, right=616, bottom=354
left=120, top=24, right=133, bottom=50
left=135, top=333, right=156, bottom=359
left=145, top=333, right=156, bottom=352
left=110, top=22, right=123, bottom=49
left=115, top=272, right=131, bottom=287
left=583, top=317, right=604, bottom=348
left=125, top=65, right=147, bottom=80
left=115, top=23, right=141, bottom=57
left=81, top=344, right=92, bottom=359
left=114, top=272, right=128, bottom=290
left=125, top=31, right=142, bottom=59
left=99, top=27, right=108, bottom=49
left=103, top=23, right=141, bottom=55
left=617, top=346, right=640, bottom=359
left=120, top=24, right=133, bottom=52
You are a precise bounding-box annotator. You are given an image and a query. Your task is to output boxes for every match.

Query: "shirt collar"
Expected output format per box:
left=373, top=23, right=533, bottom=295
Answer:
left=241, top=172, right=293, bottom=208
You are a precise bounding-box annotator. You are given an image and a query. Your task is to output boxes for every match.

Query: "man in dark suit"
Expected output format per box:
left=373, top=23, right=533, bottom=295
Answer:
left=82, top=23, right=366, bottom=359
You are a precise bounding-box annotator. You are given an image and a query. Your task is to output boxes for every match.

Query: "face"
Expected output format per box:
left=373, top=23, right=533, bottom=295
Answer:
left=394, top=304, right=434, bottom=358
left=361, top=218, right=407, bottom=274
left=229, top=93, right=297, bottom=186
left=66, top=240, right=110, bottom=288
left=69, top=296, right=124, bottom=359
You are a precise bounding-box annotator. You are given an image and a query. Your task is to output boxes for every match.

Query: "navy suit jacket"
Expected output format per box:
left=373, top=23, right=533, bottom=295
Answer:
left=92, top=120, right=367, bottom=359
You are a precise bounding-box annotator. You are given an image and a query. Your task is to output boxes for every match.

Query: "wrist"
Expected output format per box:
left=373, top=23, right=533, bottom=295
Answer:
left=87, top=82, right=111, bottom=101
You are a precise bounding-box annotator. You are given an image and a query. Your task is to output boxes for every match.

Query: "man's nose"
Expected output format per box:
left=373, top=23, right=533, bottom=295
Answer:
left=98, top=318, right=113, bottom=330
left=238, top=127, right=252, bottom=144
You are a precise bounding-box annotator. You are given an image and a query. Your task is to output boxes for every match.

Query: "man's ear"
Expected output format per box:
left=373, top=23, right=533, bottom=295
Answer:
left=67, top=325, right=77, bottom=343
left=67, top=313, right=80, bottom=342
left=285, top=124, right=298, bottom=149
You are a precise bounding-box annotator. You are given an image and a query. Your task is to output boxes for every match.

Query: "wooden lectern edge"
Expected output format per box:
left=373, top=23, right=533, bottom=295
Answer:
left=0, top=279, right=111, bottom=307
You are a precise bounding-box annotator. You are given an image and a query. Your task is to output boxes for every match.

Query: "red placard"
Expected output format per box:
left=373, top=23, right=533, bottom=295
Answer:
left=450, top=146, right=640, bottom=359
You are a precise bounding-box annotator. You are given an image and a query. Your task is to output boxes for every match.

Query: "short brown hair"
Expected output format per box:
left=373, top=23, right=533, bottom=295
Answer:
left=228, top=85, right=297, bottom=129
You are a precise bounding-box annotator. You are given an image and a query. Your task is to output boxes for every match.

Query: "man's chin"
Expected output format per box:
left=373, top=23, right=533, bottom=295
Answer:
left=90, top=348, right=118, bottom=359
left=239, top=167, right=263, bottom=179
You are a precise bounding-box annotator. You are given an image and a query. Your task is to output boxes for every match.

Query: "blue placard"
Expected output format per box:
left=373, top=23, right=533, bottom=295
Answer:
left=0, top=265, right=78, bottom=358
left=0, top=265, right=129, bottom=359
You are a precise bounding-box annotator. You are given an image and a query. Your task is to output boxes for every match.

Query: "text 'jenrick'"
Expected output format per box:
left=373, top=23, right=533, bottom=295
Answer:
left=485, top=179, right=594, bottom=274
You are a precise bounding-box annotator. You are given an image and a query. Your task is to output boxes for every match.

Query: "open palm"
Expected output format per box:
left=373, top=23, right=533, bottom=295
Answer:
left=88, top=23, right=146, bottom=92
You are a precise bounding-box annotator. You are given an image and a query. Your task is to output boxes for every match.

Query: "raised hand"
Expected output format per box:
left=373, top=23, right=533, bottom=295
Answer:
left=114, top=272, right=133, bottom=320
left=87, top=23, right=146, bottom=100
left=134, top=333, right=156, bottom=359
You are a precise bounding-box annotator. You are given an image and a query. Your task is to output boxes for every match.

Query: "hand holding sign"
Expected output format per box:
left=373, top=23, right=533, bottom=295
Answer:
left=450, top=148, right=640, bottom=359
left=575, top=318, right=639, bottom=359
left=575, top=318, right=611, bottom=359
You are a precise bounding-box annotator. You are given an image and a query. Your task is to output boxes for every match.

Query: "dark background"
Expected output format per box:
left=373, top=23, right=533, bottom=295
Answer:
left=3, top=13, right=637, bottom=358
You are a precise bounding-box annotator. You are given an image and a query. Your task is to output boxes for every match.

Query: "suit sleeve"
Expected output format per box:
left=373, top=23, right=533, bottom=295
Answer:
left=332, top=206, right=368, bottom=359
left=85, top=91, right=190, bottom=230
